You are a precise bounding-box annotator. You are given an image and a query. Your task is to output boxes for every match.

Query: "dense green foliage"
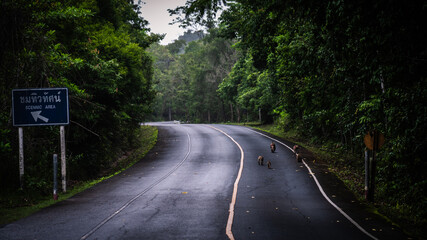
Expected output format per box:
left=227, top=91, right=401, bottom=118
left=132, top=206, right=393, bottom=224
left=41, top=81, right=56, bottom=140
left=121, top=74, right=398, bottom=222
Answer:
left=148, top=29, right=238, bottom=123
left=0, top=125, right=157, bottom=225
left=171, top=0, right=427, bottom=231
left=0, top=0, right=159, bottom=191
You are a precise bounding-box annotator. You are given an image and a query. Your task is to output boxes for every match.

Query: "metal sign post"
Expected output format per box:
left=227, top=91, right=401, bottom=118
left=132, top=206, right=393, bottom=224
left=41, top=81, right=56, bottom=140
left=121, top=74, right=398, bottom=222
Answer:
left=12, top=88, right=69, bottom=191
left=363, top=130, right=385, bottom=202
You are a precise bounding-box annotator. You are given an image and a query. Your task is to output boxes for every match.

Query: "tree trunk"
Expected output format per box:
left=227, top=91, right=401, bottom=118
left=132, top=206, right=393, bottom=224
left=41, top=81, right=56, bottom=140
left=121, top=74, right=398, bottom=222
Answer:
left=221, top=101, right=225, bottom=122
left=230, top=103, right=234, bottom=122
left=236, top=106, right=241, bottom=123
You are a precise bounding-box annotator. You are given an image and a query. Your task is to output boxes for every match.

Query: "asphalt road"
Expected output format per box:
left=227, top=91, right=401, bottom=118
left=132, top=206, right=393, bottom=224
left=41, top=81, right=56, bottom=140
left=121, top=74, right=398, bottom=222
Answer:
left=0, top=123, right=409, bottom=239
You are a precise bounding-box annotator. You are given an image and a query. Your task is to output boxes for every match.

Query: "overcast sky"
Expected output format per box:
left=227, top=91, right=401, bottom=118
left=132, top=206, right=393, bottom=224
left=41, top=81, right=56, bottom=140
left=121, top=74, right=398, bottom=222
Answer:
left=139, top=0, right=188, bottom=45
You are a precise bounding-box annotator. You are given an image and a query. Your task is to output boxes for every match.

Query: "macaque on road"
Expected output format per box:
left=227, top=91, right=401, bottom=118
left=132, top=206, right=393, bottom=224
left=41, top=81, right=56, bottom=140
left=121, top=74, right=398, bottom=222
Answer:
left=293, top=145, right=302, bottom=162
left=270, top=142, right=276, bottom=153
left=257, top=156, right=264, bottom=165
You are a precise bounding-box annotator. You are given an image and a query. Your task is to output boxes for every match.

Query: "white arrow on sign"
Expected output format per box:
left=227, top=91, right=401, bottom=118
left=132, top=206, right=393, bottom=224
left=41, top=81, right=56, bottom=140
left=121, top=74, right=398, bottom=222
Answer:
left=31, top=111, right=49, bottom=123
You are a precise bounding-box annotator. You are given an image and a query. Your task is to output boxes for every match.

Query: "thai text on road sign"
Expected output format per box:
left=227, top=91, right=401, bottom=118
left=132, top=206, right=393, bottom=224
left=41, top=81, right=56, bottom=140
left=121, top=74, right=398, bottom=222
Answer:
left=12, top=88, right=69, bottom=126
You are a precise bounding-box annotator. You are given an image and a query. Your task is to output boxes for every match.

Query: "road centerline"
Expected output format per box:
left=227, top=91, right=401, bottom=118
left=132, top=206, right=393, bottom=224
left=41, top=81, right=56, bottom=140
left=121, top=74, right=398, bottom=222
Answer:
left=206, top=125, right=244, bottom=240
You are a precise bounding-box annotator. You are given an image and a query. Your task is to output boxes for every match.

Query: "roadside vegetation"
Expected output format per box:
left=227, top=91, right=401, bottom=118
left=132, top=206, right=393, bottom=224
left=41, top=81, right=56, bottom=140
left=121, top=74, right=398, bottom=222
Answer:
left=0, top=125, right=157, bottom=225
left=0, top=0, right=159, bottom=225
left=250, top=123, right=424, bottom=237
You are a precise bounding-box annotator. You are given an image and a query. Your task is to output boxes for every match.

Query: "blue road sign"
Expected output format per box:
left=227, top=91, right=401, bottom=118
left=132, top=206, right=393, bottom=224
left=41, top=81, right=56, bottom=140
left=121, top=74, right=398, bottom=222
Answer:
left=12, top=88, right=69, bottom=126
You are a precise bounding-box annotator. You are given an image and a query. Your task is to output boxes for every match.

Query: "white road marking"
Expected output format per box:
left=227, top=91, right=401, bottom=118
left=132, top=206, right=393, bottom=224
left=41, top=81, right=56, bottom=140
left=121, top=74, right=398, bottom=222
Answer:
left=206, top=125, right=244, bottom=240
left=246, top=127, right=379, bottom=240
left=80, top=127, right=192, bottom=240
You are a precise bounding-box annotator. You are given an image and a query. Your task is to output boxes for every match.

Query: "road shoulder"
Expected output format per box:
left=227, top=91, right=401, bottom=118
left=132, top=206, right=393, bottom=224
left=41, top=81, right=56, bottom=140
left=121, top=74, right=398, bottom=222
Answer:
left=246, top=127, right=410, bottom=240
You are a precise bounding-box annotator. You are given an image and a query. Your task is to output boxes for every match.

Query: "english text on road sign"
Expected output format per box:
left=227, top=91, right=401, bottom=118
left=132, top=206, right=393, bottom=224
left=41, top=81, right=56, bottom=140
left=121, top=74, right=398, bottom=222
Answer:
left=12, top=88, right=69, bottom=126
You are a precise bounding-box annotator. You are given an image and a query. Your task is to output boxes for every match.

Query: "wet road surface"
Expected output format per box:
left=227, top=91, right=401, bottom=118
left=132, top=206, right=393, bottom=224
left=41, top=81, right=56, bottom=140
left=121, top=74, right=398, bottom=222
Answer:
left=0, top=123, right=409, bottom=239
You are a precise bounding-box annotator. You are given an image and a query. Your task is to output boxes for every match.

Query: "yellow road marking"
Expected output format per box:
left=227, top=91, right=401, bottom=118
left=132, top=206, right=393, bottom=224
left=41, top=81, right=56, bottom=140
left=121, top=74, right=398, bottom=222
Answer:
left=206, top=125, right=244, bottom=240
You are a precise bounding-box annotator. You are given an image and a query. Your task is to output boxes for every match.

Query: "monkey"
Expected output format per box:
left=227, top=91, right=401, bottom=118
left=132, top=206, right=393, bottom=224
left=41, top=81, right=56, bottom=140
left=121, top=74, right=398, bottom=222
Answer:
left=267, top=160, right=272, bottom=169
left=270, top=142, right=276, bottom=153
left=293, top=145, right=302, bottom=162
left=296, top=153, right=302, bottom=162
left=257, top=156, right=264, bottom=166
left=293, top=144, right=300, bottom=153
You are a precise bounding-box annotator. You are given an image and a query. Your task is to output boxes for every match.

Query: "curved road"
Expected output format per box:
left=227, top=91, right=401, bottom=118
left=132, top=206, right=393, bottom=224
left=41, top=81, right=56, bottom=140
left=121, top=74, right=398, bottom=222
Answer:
left=0, top=123, right=408, bottom=239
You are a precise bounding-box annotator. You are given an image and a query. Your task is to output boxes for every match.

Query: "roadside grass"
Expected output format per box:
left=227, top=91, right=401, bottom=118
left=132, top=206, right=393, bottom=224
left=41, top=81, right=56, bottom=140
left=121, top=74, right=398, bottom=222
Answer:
left=0, top=125, right=158, bottom=226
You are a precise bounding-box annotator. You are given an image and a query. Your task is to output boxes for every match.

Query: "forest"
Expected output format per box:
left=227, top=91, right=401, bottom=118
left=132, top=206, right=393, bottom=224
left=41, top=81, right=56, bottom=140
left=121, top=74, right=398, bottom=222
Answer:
left=0, top=0, right=160, bottom=191
left=148, top=29, right=238, bottom=123
left=0, top=0, right=426, bottom=235
left=151, top=0, right=427, bottom=233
